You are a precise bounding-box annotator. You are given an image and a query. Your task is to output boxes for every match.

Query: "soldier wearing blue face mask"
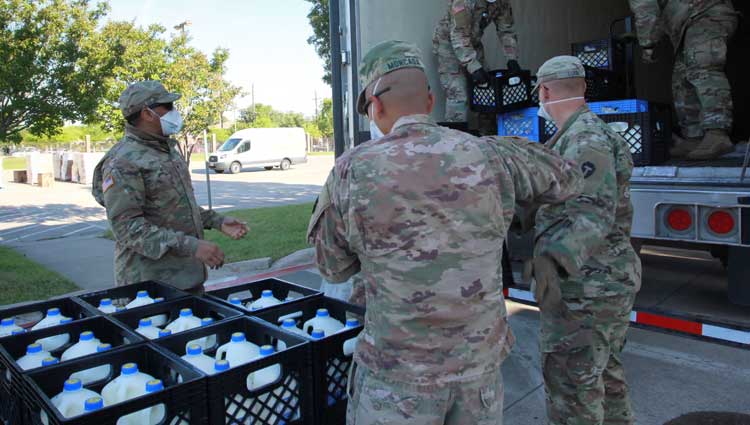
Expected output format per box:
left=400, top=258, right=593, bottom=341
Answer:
left=92, top=81, right=249, bottom=294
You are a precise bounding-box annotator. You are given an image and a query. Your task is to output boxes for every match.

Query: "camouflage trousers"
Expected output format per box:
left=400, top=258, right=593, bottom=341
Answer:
left=433, top=17, right=484, bottom=123
left=673, top=10, right=738, bottom=138
left=346, top=362, right=504, bottom=425
left=540, top=292, right=636, bottom=425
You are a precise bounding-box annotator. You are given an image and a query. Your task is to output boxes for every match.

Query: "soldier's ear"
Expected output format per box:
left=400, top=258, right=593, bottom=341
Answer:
left=426, top=92, right=435, bottom=114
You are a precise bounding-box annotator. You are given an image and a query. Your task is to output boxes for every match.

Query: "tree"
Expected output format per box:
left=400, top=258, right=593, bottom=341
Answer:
left=305, top=0, right=331, bottom=85
left=316, top=98, right=334, bottom=138
left=238, top=104, right=305, bottom=129
left=0, top=0, right=112, bottom=144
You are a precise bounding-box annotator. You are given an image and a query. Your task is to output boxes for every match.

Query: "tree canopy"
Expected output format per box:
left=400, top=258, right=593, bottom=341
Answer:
left=305, top=0, right=331, bottom=85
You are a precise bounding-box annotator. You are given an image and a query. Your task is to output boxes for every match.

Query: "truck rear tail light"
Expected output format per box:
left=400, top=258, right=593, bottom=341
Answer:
left=707, top=211, right=735, bottom=235
left=667, top=208, right=692, bottom=232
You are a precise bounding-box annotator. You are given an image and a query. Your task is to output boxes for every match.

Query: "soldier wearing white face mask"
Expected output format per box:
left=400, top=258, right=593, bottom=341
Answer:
left=92, top=81, right=249, bottom=294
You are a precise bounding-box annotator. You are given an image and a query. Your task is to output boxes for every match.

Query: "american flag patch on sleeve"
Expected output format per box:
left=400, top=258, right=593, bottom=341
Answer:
left=102, top=174, right=115, bottom=193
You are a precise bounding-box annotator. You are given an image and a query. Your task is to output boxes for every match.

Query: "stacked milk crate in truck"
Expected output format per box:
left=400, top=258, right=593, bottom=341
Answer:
left=0, top=279, right=364, bottom=424
left=485, top=26, right=671, bottom=167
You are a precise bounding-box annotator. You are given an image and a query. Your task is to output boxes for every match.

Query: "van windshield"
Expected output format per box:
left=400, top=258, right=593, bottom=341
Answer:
left=219, top=138, right=242, bottom=152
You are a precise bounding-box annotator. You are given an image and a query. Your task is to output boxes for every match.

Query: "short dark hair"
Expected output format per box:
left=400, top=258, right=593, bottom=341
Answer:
left=126, top=111, right=141, bottom=126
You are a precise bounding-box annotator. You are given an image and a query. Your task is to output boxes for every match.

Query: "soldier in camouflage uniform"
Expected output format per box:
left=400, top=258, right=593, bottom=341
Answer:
left=530, top=56, right=642, bottom=425
left=629, top=0, right=739, bottom=160
left=433, top=0, right=520, bottom=122
left=92, top=81, right=249, bottom=294
left=307, top=40, right=583, bottom=425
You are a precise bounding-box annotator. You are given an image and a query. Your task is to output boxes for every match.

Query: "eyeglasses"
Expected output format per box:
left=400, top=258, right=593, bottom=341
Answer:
left=147, top=102, right=174, bottom=112
left=363, top=86, right=392, bottom=117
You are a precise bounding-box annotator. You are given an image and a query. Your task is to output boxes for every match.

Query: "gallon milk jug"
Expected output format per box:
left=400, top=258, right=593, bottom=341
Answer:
left=70, top=343, right=112, bottom=385
left=98, top=298, right=117, bottom=314
left=125, top=290, right=154, bottom=309
left=165, top=308, right=201, bottom=334
left=277, top=318, right=307, bottom=351
left=117, top=379, right=165, bottom=425
left=181, top=344, right=215, bottom=375
left=158, top=329, right=172, bottom=339
left=17, top=343, right=51, bottom=370
left=215, top=332, right=259, bottom=368
left=61, top=331, right=100, bottom=361
left=249, top=345, right=280, bottom=391
left=248, top=290, right=281, bottom=311
left=213, top=359, right=229, bottom=375
left=101, top=363, right=155, bottom=406
left=340, top=319, right=361, bottom=356
left=311, top=329, right=325, bottom=340
left=145, top=297, right=167, bottom=327
left=0, top=318, right=23, bottom=337
left=229, top=297, right=247, bottom=309
left=135, top=319, right=161, bottom=340
left=48, top=379, right=101, bottom=419
left=303, top=309, right=344, bottom=336
left=33, top=308, right=71, bottom=352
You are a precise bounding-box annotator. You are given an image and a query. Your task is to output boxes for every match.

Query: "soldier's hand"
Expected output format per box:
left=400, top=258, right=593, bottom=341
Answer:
left=532, top=256, right=562, bottom=311
left=642, top=48, right=657, bottom=64
left=220, top=217, right=249, bottom=240
left=471, top=69, right=490, bottom=87
left=507, top=59, right=521, bottom=73
left=195, top=240, right=225, bottom=269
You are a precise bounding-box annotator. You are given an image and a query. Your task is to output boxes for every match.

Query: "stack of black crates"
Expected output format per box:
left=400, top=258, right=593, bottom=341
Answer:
left=0, top=278, right=365, bottom=425
left=487, top=18, right=671, bottom=166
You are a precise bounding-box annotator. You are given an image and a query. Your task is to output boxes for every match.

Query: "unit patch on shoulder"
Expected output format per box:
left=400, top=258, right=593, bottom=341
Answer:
left=102, top=174, right=115, bottom=193
left=581, top=161, right=596, bottom=179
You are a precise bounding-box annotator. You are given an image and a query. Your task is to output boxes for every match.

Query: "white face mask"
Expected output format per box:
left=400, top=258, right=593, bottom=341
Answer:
left=151, top=108, right=183, bottom=136
left=537, top=96, right=585, bottom=122
left=368, top=78, right=385, bottom=140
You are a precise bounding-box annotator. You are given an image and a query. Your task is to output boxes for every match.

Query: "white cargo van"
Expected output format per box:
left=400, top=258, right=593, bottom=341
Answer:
left=208, top=128, right=308, bottom=174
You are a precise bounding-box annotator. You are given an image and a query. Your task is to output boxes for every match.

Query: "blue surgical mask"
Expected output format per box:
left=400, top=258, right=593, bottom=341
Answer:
left=150, top=108, right=183, bottom=136
left=537, top=96, right=585, bottom=123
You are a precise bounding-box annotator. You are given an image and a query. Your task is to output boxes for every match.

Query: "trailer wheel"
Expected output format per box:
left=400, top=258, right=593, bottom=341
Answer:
left=214, top=170, right=224, bottom=174
left=280, top=159, right=291, bottom=171
left=728, top=246, right=750, bottom=306
left=264, top=166, right=274, bottom=171
left=229, top=162, right=242, bottom=174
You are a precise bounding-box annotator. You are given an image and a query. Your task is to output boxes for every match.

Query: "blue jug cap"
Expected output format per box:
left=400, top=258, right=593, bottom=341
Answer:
left=84, top=396, right=104, bottom=411
left=146, top=379, right=164, bottom=392
left=1, top=318, right=15, bottom=326
left=158, top=329, right=172, bottom=338
left=99, top=298, right=112, bottom=307
left=214, top=360, right=230, bottom=372
left=60, top=318, right=73, bottom=324
left=122, top=362, right=138, bottom=375
left=229, top=297, right=242, bottom=305
left=259, top=345, right=274, bottom=356
left=154, top=297, right=164, bottom=303
left=64, top=379, right=82, bottom=391
left=136, top=290, right=149, bottom=298
left=138, top=318, right=152, bottom=327
left=79, top=331, right=94, bottom=341
left=346, top=319, right=360, bottom=327
left=186, top=344, right=202, bottom=356
left=97, top=343, right=112, bottom=352
left=42, top=357, right=59, bottom=366
left=261, top=290, right=273, bottom=298
left=231, top=332, right=245, bottom=342
left=316, top=309, right=329, bottom=318
left=179, top=308, right=193, bottom=317
left=311, top=329, right=325, bottom=339
left=11, top=329, right=26, bottom=335
left=281, top=318, right=295, bottom=328
left=47, top=308, right=60, bottom=317
left=27, top=343, right=42, bottom=354
left=201, top=317, right=214, bottom=326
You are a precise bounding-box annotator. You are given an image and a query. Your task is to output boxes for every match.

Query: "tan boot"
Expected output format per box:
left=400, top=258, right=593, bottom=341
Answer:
left=687, top=130, right=735, bottom=160
left=669, top=134, right=701, bottom=158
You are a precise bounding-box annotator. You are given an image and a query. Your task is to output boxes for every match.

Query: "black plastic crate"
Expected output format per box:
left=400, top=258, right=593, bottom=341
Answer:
left=251, top=297, right=365, bottom=425
left=153, top=316, right=313, bottom=425
left=572, top=38, right=624, bottom=71
left=20, top=343, right=206, bottom=425
left=529, top=76, right=539, bottom=105
left=110, top=296, right=241, bottom=339
left=538, top=101, right=671, bottom=166
left=584, top=66, right=625, bottom=101
left=470, top=69, right=533, bottom=114
left=205, top=278, right=321, bottom=314
left=0, top=297, right=96, bottom=332
left=599, top=104, right=672, bottom=166
left=75, top=281, right=190, bottom=315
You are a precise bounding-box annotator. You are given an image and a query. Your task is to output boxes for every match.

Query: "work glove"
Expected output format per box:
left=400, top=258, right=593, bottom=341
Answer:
left=507, top=59, right=522, bottom=73
left=530, top=256, right=562, bottom=311
left=471, top=69, right=490, bottom=87
left=642, top=47, right=657, bottom=64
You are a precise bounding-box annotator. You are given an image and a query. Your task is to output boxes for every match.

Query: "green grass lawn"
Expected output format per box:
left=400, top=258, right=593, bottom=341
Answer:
left=191, top=153, right=206, bottom=163
left=2, top=156, right=27, bottom=170
left=205, top=202, right=313, bottom=263
left=103, top=202, right=314, bottom=264
left=307, top=151, right=334, bottom=156
left=0, top=247, right=79, bottom=307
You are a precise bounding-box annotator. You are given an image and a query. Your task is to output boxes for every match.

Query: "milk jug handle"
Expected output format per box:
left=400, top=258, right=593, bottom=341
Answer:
left=216, top=345, right=227, bottom=361
left=56, top=398, right=72, bottom=417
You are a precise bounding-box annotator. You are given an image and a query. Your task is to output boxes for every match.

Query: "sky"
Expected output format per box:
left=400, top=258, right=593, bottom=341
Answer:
left=106, top=0, right=332, bottom=118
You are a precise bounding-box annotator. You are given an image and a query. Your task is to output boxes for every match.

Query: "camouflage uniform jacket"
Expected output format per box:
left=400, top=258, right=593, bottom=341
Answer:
left=628, top=0, right=737, bottom=52
left=535, top=106, right=641, bottom=299
left=92, top=126, right=225, bottom=290
left=437, top=0, right=518, bottom=74
left=307, top=114, right=582, bottom=385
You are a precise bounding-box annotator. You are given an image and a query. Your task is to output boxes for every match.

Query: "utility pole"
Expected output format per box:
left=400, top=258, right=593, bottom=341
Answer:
left=314, top=91, right=319, bottom=119
left=174, top=20, right=192, bottom=34
left=251, top=84, right=255, bottom=114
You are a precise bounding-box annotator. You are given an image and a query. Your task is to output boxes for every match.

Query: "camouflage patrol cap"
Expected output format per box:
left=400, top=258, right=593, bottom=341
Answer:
left=534, top=55, right=586, bottom=90
left=356, top=40, right=425, bottom=115
left=118, top=81, right=182, bottom=118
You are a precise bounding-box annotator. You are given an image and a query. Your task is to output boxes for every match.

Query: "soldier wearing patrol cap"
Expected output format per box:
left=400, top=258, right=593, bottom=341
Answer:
left=92, top=81, right=249, bottom=294
left=308, top=41, right=583, bottom=425
left=529, top=56, right=641, bottom=425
